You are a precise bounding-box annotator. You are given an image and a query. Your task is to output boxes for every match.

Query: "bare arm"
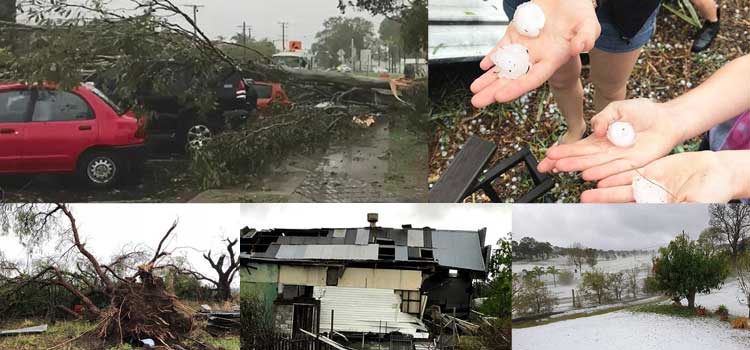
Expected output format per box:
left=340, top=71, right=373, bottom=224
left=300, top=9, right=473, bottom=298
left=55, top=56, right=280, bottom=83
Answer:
left=665, top=54, right=750, bottom=142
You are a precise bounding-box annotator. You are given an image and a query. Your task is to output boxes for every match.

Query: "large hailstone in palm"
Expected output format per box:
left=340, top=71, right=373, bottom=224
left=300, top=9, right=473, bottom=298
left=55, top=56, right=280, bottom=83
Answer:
left=514, top=2, right=546, bottom=37
left=491, top=44, right=532, bottom=80
left=607, top=121, right=637, bottom=147
left=632, top=175, right=670, bottom=203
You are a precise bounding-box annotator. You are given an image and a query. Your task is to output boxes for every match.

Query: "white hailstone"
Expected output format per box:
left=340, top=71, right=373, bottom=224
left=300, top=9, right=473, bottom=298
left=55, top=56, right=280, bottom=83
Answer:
left=514, top=2, right=545, bottom=37
left=491, top=43, right=532, bottom=80
left=632, top=175, right=670, bottom=204
left=607, top=121, right=637, bottom=147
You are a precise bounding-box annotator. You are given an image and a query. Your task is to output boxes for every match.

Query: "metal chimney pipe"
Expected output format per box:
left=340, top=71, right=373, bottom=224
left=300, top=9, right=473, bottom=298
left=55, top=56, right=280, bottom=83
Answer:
left=367, top=213, right=378, bottom=228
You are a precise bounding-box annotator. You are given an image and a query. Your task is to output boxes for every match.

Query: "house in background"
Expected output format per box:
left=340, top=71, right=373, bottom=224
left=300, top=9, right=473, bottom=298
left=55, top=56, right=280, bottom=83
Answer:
left=240, top=213, right=491, bottom=342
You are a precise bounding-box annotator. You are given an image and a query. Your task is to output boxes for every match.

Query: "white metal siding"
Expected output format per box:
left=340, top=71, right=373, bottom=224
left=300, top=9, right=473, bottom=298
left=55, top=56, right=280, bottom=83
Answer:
left=314, top=287, right=428, bottom=338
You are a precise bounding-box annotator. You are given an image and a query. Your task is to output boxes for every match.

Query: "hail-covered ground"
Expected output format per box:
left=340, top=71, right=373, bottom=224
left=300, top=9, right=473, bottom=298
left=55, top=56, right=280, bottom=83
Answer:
left=513, top=254, right=655, bottom=311
left=692, top=279, right=749, bottom=317
left=513, top=310, right=750, bottom=350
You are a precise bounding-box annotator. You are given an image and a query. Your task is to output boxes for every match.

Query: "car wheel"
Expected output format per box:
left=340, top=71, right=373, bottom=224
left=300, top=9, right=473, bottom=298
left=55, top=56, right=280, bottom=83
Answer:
left=186, top=124, right=212, bottom=151
left=78, top=151, right=120, bottom=188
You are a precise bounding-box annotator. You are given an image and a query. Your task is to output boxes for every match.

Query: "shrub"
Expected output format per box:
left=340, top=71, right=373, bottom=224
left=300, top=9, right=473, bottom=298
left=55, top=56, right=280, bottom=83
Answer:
left=643, top=275, right=661, bottom=294
left=580, top=270, right=607, bottom=305
left=731, top=317, right=749, bottom=329
left=557, top=270, right=574, bottom=286
left=717, top=305, right=730, bottom=321
left=696, top=306, right=707, bottom=316
left=512, top=277, right=556, bottom=316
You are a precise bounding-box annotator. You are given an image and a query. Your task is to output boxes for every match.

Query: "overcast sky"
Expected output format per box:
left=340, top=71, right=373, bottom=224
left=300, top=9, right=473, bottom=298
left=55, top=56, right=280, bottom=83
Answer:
left=513, top=204, right=711, bottom=251
left=241, top=203, right=512, bottom=246
left=0, top=204, right=240, bottom=286
left=20, top=0, right=385, bottom=51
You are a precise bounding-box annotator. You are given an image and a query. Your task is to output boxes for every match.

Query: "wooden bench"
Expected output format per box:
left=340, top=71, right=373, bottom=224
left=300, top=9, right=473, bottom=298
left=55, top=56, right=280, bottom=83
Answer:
left=429, top=135, right=555, bottom=203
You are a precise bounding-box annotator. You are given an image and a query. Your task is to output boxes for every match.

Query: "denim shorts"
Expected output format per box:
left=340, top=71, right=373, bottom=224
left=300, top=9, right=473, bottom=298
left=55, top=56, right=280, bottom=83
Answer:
left=503, top=0, right=659, bottom=53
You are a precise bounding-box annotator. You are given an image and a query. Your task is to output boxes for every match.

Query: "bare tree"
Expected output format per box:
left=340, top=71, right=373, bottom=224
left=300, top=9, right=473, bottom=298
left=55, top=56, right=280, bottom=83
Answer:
left=709, top=204, right=750, bottom=265
left=168, top=238, right=240, bottom=301
left=567, top=243, right=586, bottom=274
left=625, top=267, right=639, bottom=299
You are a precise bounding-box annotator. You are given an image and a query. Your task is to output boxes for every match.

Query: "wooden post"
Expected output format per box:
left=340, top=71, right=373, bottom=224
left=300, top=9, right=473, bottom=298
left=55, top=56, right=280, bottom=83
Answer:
left=572, top=289, right=576, bottom=309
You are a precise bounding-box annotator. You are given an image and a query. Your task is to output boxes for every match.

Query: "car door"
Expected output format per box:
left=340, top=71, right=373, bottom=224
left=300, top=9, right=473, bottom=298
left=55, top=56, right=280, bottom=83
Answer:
left=23, top=89, right=99, bottom=172
left=0, top=89, right=32, bottom=173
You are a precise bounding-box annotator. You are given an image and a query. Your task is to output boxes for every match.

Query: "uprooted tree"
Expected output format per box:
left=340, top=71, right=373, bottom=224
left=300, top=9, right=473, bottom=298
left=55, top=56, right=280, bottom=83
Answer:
left=0, top=203, right=236, bottom=347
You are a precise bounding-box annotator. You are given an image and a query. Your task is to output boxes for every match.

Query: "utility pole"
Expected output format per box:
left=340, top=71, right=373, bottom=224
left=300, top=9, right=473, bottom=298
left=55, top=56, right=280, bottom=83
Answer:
left=182, top=4, right=205, bottom=35
left=279, top=21, right=289, bottom=51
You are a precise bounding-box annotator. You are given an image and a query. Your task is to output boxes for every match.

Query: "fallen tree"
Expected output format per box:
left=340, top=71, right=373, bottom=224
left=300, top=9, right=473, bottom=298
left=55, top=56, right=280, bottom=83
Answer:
left=0, top=203, right=225, bottom=347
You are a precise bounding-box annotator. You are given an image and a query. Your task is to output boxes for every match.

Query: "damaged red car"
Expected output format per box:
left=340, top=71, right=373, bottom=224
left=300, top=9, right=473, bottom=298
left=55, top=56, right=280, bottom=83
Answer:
left=0, top=82, right=146, bottom=188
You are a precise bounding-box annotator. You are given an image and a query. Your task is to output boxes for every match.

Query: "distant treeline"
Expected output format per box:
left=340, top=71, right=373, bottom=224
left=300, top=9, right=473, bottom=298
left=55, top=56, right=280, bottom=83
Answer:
left=512, top=236, right=654, bottom=261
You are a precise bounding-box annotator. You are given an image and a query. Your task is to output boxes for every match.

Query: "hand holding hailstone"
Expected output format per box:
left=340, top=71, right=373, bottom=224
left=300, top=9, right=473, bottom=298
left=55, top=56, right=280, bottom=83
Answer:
left=489, top=2, right=545, bottom=79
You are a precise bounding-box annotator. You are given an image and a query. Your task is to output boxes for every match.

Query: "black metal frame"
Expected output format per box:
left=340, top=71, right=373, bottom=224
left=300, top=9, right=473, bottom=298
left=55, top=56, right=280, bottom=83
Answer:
left=465, top=147, right=555, bottom=203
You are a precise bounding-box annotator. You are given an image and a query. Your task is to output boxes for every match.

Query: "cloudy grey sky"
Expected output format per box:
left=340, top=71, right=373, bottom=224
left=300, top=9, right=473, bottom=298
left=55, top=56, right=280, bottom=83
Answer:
left=0, top=204, right=240, bottom=286
left=20, top=0, right=385, bottom=51
left=513, top=204, right=711, bottom=250
left=241, top=203, right=512, bottom=246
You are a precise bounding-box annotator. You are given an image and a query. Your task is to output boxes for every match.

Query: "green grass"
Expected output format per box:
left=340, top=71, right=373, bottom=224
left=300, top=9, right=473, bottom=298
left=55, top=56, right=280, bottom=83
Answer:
left=0, top=319, right=99, bottom=350
left=513, top=304, right=638, bottom=329
left=513, top=297, right=671, bottom=328
left=197, top=336, right=240, bottom=350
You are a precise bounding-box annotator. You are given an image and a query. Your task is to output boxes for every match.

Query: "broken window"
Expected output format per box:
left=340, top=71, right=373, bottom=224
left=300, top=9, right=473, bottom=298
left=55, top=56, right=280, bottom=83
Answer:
left=378, top=245, right=396, bottom=260
left=396, top=290, right=421, bottom=315
left=326, top=267, right=339, bottom=286
left=420, top=249, right=434, bottom=259
left=282, top=285, right=313, bottom=300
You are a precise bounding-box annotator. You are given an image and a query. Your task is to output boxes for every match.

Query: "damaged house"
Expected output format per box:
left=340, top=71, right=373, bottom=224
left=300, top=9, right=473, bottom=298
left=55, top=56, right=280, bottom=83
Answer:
left=240, top=213, right=491, bottom=342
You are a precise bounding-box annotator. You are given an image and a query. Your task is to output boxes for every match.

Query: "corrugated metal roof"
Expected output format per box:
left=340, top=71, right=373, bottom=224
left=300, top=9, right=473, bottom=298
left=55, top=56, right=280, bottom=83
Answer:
left=355, top=228, right=370, bottom=245
left=407, top=229, right=424, bottom=247
left=431, top=230, right=487, bottom=271
left=314, top=286, right=428, bottom=338
left=429, top=0, right=509, bottom=63
left=275, top=244, right=380, bottom=260
left=395, top=246, right=408, bottom=261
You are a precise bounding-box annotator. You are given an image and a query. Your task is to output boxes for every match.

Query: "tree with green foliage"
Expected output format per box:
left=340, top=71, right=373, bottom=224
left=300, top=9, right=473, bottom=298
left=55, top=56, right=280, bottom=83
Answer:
left=221, top=34, right=278, bottom=63
left=479, top=239, right=512, bottom=318
left=399, top=0, right=426, bottom=57
left=531, top=266, right=546, bottom=281
left=580, top=270, right=607, bottom=305
left=546, top=266, right=560, bottom=287
left=311, top=16, right=374, bottom=69
left=513, top=277, right=555, bottom=316
left=338, top=0, right=426, bottom=56
left=652, top=232, right=729, bottom=308
left=2, top=0, right=239, bottom=117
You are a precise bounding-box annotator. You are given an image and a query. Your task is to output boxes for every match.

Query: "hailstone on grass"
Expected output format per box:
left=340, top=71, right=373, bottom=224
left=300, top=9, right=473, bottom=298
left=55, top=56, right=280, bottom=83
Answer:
left=607, top=121, right=636, bottom=147
left=632, top=175, right=670, bottom=203
left=514, top=2, right=546, bottom=37
left=491, top=44, right=531, bottom=80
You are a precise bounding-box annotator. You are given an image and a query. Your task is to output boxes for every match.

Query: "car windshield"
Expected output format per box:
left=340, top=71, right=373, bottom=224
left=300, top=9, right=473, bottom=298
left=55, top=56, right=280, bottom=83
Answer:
left=253, top=84, right=273, bottom=99
left=87, top=85, right=126, bottom=115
